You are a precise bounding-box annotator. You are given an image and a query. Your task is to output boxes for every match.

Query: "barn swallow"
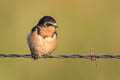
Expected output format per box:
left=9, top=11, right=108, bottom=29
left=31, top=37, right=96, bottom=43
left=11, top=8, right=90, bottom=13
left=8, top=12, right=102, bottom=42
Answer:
left=27, top=16, right=58, bottom=60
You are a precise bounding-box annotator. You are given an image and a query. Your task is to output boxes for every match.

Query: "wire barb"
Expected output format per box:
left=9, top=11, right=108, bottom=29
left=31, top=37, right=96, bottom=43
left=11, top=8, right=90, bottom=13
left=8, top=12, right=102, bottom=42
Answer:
left=0, top=54, right=120, bottom=59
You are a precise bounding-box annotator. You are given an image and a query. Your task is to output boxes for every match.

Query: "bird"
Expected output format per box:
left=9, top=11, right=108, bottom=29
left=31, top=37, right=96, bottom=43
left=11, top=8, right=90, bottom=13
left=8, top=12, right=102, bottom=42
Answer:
left=27, top=16, right=58, bottom=60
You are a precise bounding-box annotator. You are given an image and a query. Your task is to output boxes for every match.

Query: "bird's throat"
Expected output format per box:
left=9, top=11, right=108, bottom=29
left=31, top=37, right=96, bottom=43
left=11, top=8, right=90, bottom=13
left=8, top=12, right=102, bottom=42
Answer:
left=39, top=27, right=56, bottom=38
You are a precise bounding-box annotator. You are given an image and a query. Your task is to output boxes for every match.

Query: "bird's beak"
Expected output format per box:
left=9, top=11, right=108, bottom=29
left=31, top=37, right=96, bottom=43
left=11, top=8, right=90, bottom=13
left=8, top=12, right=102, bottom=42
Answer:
left=53, top=23, right=59, bottom=28
left=54, top=25, right=59, bottom=28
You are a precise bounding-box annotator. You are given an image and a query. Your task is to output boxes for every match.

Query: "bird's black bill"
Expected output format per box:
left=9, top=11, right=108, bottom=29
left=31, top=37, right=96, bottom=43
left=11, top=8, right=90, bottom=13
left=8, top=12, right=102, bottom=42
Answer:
left=54, top=25, right=59, bottom=28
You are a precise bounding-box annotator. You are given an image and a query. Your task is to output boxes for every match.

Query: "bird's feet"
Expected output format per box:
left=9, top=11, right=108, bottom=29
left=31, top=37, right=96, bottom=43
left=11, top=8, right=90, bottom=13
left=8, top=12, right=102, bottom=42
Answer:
left=43, top=54, right=50, bottom=59
left=31, top=54, right=39, bottom=61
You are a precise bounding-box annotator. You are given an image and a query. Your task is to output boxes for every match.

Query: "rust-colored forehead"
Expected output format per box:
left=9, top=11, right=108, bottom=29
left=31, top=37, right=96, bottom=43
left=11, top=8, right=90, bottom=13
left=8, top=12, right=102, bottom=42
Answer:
left=41, top=26, right=56, bottom=30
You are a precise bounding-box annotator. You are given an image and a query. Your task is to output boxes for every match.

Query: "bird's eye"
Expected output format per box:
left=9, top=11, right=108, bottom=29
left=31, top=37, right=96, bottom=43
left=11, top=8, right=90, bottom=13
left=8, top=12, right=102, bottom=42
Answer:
left=46, top=23, right=52, bottom=26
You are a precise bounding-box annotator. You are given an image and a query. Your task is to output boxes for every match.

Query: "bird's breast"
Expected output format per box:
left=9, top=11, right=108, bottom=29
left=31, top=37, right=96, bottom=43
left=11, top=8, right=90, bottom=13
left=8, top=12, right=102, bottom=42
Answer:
left=27, top=29, right=57, bottom=55
left=37, top=34, right=57, bottom=54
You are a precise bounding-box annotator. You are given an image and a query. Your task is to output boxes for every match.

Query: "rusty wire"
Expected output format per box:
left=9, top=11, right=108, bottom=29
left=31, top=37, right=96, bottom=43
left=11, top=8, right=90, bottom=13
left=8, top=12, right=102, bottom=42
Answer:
left=0, top=54, right=120, bottom=59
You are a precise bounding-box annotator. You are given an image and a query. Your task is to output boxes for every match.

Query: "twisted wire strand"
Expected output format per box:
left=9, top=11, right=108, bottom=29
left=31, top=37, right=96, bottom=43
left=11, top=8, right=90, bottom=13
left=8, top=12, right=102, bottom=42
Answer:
left=0, top=54, right=120, bottom=59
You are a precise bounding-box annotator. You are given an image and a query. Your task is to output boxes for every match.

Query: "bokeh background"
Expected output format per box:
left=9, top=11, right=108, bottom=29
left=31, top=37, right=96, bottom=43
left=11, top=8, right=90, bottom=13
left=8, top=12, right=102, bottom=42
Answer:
left=0, top=0, right=120, bottom=80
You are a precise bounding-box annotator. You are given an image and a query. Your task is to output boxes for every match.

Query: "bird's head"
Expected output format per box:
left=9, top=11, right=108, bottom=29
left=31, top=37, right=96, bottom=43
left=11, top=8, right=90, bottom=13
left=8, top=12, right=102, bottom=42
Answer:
left=37, top=16, right=58, bottom=28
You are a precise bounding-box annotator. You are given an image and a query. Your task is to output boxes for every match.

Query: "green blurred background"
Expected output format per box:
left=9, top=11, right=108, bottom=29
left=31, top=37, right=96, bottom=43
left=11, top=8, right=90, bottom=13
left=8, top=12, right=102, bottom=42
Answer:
left=0, top=0, right=120, bottom=80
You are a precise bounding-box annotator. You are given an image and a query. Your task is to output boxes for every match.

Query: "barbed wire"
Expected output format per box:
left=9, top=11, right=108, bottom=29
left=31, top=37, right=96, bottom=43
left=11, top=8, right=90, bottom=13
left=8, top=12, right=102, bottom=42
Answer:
left=0, top=54, right=120, bottom=59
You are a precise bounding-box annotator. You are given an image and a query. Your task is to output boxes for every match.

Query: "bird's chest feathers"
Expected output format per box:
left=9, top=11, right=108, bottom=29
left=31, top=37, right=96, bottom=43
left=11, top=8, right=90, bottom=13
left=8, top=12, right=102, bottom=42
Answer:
left=38, top=35, right=57, bottom=52
left=44, top=36, right=54, bottom=41
left=40, top=27, right=56, bottom=37
left=39, top=34, right=57, bottom=43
